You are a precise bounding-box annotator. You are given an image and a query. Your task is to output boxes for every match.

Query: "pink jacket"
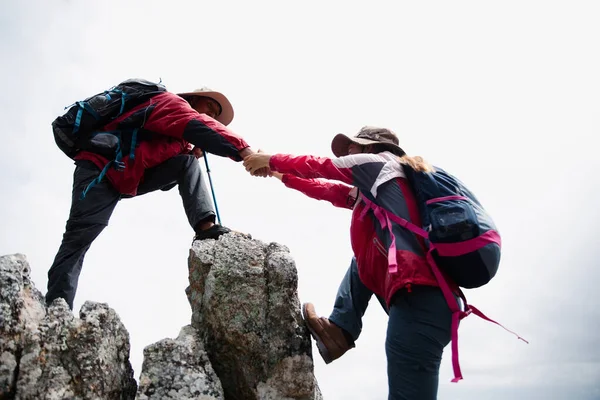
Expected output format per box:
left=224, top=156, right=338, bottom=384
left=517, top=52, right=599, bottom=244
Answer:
left=272, top=151, right=440, bottom=306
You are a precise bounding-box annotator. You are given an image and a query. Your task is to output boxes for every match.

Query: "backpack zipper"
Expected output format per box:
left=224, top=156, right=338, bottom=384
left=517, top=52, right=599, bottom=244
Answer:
left=373, top=237, right=388, bottom=257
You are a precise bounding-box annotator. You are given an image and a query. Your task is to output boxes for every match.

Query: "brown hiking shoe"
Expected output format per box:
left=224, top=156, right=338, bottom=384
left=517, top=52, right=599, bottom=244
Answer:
left=302, top=303, right=354, bottom=364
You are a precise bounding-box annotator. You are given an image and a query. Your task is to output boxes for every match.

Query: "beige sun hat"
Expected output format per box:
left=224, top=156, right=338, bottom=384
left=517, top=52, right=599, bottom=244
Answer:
left=177, top=87, right=234, bottom=126
left=331, top=126, right=406, bottom=157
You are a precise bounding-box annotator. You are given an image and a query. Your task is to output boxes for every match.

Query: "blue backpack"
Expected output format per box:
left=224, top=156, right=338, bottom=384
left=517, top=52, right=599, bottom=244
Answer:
left=360, top=164, right=526, bottom=383
left=403, top=166, right=501, bottom=289
left=52, top=79, right=166, bottom=198
left=52, top=78, right=166, bottom=160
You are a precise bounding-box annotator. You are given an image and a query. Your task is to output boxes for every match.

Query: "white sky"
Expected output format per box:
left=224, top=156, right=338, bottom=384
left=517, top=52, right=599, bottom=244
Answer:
left=1, top=1, right=599, bottom=399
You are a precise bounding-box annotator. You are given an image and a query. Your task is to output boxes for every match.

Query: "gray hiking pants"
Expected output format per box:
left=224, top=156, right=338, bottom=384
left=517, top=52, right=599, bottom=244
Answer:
left=329, top=258, right=452, bottom=400
left=46, top=154, right=214, bottom=309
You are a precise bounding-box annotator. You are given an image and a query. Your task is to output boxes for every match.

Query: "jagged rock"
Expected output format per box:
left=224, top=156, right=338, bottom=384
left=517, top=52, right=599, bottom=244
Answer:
left=186, top=235, right=322, bottom=400
left=2, top=234, right=323, bottom=400
left=136, top=325, right=224, bottom=400
left=0, top=254, right=46, bottom=399
left=17, top=300, right=137, bottom=400
left=0, top=254, right=137, bottom=400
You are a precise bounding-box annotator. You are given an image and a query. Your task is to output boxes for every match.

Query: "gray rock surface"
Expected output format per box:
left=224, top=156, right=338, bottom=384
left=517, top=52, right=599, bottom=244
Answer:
left=0, top=254, right=137, bottom=400
left=0, top=253, right=46, bottom=399
left=186, top=235, right=321, bottom=400
left=1, top=233, right=322, bottom=400
left=136, top=325, right=224, bottom=400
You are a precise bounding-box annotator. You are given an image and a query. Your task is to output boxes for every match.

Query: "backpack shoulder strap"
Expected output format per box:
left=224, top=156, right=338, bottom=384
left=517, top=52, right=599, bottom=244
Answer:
left=359, top=195, right=427, bottom=274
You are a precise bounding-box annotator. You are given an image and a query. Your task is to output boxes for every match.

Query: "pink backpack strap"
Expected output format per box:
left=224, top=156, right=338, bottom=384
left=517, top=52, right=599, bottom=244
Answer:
left=434, top=230, right=501, bottom=257
left=360, top=196, right=528, bottom=382
left=425, top=250, right=465, bottom=381
left=426, top=251, right=528, bottom=381
left=361, top=197, right=427, bottom=274
left=465, top=304, right=529, bottom=344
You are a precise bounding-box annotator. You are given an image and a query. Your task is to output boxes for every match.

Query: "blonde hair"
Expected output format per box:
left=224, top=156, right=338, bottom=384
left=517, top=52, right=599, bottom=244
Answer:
left=366, top=143, right=434, bottom=173
left=398, top=155, right=434, bottom=173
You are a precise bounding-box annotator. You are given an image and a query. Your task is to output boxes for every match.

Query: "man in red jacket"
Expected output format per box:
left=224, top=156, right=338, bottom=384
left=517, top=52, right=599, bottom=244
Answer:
left=46, top=87, right=262, bottom=310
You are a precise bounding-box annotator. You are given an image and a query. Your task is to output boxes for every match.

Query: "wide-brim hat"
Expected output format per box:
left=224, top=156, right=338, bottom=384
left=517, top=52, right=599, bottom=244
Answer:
left=177, top=87, right=234, bottom=126
left=331, top=126, right=405, bottom=157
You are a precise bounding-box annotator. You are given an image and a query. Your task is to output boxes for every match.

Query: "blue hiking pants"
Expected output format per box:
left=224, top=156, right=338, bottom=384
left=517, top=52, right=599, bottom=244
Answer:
left=46, top=154, right=215, bottom=309
left=329, top=258, right=452, bottom=400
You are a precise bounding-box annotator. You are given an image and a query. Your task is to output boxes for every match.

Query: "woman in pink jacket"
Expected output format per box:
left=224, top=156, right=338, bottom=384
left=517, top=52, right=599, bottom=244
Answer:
left=244, top=127, right=455, bottom=400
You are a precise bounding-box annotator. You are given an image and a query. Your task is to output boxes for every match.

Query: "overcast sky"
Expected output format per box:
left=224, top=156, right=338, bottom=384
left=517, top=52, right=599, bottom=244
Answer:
left=1, top=1, right=599, bottom=399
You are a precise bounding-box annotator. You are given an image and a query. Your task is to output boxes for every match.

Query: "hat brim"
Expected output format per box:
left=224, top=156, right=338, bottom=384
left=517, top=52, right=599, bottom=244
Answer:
left=331, top=134, right=378, bottom=157
left=177, top=90, right=234, bottom=126
left=331, top=133, right=406, bottom=157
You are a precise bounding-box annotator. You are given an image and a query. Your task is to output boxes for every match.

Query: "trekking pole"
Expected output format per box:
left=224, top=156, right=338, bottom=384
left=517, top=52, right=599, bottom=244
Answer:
left=203, top=153, right=222, bottom=225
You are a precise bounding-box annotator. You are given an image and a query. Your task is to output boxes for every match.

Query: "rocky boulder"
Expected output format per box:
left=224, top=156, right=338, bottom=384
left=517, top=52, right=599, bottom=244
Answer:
left=186, top=235, right=321, bottom=400
left=0, top=254, right=137, bottom=400
left=0, top=233, right=321, bottom=400
left=136, top=325, right=224, bottom=399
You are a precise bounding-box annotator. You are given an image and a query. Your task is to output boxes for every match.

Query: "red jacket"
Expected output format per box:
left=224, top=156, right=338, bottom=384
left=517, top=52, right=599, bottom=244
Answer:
left=75, top=92, right=249, bottom=196
left=272, top=152, right=439, bottom=306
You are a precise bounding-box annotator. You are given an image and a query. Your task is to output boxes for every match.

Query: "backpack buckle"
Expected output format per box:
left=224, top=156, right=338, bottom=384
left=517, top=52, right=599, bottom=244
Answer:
left=114, top=161, right=126, bottom=171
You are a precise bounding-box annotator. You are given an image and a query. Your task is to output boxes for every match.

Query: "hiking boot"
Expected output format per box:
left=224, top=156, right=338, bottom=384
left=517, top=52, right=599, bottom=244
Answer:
left=194, top=224, right=232, bottom=241
left=302, top=303, right=354, bottom=364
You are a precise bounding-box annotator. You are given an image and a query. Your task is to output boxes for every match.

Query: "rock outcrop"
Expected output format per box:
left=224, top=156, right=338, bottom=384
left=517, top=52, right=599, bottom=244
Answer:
left=0, top=234, right=321, bottom=400
left=186, top=236, right=320, bottom=400
left=136, top=326, right=224, bottom=400
left=0, top=254, right=137, bottom=400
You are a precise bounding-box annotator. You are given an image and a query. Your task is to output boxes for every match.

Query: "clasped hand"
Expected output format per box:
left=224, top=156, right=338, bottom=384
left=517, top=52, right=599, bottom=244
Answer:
left=243, top=153, right=272, bottom=177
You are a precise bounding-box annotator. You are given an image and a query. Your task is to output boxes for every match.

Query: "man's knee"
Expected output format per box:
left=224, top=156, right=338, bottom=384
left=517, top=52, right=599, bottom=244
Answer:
left=171, top=154, right=200, bottom=178
left=177, top=154, right=198, bottom=168
left=63, top=221, right=108, bottom=245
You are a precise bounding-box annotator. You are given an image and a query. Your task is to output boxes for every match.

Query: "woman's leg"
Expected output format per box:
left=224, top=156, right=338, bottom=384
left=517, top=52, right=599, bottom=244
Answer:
left=385, top=286, right=452, bottom=400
